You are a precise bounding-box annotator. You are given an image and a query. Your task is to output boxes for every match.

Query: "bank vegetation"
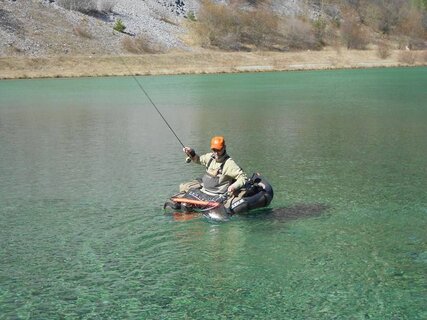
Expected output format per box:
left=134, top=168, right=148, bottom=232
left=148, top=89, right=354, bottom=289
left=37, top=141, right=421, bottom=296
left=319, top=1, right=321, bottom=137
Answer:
left=184, top=0, right=426, bottom=52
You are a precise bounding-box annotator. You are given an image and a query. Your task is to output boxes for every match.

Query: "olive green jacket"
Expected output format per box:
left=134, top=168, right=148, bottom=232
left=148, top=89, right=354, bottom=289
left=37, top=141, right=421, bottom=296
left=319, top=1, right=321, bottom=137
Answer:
left=192, top=152, right=248, bottom=194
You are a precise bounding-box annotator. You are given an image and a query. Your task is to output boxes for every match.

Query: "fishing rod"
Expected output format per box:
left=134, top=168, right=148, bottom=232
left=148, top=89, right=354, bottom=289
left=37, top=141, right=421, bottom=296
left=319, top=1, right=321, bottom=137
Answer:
left=118, top=56, right=191, bottom=162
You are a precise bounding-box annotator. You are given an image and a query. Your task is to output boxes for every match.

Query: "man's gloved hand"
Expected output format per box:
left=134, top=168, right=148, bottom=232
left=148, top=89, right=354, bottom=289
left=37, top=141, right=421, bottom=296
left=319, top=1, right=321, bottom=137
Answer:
left=183, top=147, right=196, bottom=157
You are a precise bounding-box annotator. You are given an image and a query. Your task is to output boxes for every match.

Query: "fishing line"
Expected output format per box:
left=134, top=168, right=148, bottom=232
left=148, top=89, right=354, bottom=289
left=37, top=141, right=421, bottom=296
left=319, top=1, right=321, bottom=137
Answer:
left=118, top=56, right=186, bottom=148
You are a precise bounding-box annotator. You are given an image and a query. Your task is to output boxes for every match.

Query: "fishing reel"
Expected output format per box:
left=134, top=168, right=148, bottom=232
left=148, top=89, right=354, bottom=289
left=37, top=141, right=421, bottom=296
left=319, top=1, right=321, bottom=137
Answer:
left=184, top=147, right=196, bottom=163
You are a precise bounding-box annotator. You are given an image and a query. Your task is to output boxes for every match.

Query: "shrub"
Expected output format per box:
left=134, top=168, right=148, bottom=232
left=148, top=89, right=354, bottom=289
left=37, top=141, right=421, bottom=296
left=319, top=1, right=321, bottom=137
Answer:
left=195, top=1, right=244, bottom=50
left=73, top=25, right=92, bottom=38
left=73, top=19, right=93, bottom=38
left=240, top=9, right=282, bottom=49
left=114, top=19, right=126, bottom=33
left=122, top=37, right=140, bottom=54
left=281, top=17, right=319, bottom=50
left=396, top=6, right=426, bottom=49
left=122, top=35, right=167, bottom=54
left=341, top=17, right=369, bottom=49
left=343, top=0, right=426, bottom=41
left=408, top=37, right=427, bottom=50
left=377, top=39, right=391, bottom=59
left=398, top=50, right=416, bottom=64
left=192, top=1, right=287, bottom=51
left=313, top=17, right=327, bottom=46
left=192, top=0, right=329, bottom=51
left=186, top=11, right=197, bottom=21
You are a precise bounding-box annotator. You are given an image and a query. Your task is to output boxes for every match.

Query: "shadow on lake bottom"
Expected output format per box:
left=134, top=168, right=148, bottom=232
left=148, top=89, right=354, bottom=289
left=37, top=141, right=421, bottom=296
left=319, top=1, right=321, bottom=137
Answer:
left=244, top=203, right=330, bottom=221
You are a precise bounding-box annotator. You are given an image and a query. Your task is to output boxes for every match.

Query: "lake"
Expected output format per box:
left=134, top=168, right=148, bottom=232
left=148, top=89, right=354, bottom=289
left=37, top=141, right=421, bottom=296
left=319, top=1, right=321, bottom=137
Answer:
left=0, top=67, right=426, bottom=319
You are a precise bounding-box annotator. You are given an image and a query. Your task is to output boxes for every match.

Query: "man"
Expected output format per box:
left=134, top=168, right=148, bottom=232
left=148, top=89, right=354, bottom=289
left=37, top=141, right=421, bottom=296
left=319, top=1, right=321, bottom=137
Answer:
left=183, top=136, right=248, bottom=195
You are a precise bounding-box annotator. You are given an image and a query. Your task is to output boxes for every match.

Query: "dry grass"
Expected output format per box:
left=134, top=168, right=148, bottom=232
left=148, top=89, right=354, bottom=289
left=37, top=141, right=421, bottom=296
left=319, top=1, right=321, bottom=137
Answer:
left=73, top=19, right=93, bottom=39
left=73, top=26, right=92, bottom=38
left=122, top=35, right=167, bottom=54
left=398, top=50, right=416, bottom=64
left=159, top=16, right=179, bottom=26
left=4, top=44, right=24, bottom=55
left=1, top=48, right=425, bottom=80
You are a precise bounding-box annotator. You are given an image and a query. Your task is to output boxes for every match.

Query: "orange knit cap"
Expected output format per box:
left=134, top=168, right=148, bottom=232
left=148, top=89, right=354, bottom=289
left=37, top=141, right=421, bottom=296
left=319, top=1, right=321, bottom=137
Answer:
left=210, top=136, right=225, bottom=150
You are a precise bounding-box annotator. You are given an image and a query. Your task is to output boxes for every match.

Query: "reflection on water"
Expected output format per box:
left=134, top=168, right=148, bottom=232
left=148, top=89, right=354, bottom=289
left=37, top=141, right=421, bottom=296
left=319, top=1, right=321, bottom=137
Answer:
left=0, top=68, right=426, bottom=319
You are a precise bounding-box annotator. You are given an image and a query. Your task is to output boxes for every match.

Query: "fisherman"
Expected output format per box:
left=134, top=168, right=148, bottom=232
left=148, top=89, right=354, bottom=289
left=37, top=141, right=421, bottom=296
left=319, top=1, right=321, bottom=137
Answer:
left=182, top=136, right=248, bottom=195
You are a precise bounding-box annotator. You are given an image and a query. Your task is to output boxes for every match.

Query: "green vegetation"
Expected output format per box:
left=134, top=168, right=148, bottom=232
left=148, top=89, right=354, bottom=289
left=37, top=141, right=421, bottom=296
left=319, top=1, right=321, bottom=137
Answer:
left=113, top=19, right=126, bottom=33
left=186, top=11, right=197, bottom=21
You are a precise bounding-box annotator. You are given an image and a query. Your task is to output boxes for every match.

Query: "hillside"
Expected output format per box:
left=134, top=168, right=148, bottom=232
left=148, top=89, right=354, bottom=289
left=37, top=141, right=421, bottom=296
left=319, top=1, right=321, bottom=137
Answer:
left=0, top=0, right=426, bottom=79
left=0, top=0, right=190, bottom=56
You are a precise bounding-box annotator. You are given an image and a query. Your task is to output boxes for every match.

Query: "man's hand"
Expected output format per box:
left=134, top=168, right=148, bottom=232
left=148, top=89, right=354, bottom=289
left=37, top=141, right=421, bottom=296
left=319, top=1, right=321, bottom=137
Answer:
left=183, top=147, right=195, bottom=157
left=227, top=185, right=235, bottom=193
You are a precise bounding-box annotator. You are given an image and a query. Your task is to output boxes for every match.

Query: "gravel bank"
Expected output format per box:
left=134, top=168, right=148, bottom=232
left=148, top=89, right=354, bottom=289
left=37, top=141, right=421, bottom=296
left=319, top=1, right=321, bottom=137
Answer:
left=0, top=0, right=199, bottom=56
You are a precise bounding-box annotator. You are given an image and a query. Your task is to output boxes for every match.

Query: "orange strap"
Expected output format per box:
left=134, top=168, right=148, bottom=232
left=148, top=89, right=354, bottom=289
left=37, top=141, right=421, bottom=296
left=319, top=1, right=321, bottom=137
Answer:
left=171, top=197, right=219, bottom=206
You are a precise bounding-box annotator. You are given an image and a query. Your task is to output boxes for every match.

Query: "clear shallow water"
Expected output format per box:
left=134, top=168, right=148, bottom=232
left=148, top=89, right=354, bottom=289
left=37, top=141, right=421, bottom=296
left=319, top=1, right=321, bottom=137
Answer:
left=0, top=67, right=426, bottom=319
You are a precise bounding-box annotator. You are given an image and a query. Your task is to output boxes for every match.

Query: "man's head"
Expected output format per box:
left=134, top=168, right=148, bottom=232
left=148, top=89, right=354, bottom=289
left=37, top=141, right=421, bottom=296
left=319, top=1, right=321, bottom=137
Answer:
left=210, top=136, right=226, bottom=158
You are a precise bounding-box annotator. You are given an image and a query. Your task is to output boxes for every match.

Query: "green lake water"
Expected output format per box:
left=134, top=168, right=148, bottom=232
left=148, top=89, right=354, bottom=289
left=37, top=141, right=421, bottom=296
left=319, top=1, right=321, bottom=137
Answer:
left=0, top=67, right=426, bottom=319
